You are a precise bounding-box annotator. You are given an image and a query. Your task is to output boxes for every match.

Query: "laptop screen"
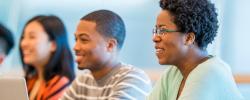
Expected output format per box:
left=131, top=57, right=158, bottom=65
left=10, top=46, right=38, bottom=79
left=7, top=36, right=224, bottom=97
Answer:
left=0, top=77, right=29, bottom=100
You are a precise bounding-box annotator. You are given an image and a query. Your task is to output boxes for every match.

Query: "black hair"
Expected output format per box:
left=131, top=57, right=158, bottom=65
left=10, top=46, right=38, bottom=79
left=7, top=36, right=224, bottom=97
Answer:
left=81, top=10, right=126, bottom=50
left=0, top=23, right=14, bottom=55
left=20, top=15, right=75, bottom=82
left=160, top=0, right=218, bottom=49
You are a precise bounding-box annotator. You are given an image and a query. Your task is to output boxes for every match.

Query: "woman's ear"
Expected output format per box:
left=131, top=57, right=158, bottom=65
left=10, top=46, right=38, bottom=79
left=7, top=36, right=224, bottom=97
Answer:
left=185, top=32, right=195, bottom=45
left=50, top=41, right=57, bottom=52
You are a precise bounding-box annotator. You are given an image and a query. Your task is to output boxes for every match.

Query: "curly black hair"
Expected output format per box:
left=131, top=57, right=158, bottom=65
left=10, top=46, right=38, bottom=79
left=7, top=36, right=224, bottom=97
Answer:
left=160, top=0, right=218, bottom=49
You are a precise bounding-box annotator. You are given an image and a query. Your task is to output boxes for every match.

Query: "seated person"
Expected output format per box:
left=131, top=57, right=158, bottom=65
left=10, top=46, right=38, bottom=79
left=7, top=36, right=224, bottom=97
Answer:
left=61, top=10, right=152, bottom=100
left=0, top=23, right=14, bottom=65
left=19, top=15, right=75, bottom=100
left=147, top=0, right=244, bottom=100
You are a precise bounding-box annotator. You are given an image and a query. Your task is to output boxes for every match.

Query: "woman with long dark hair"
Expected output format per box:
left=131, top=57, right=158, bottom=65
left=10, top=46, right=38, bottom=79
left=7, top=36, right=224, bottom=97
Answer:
left=20, top=15, right=75, bottom=100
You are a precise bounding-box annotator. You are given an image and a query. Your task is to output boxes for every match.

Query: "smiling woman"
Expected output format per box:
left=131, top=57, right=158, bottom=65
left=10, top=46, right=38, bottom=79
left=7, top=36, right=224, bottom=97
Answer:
left=147, top=0, right=244, bottom=100
left=19, top=15, right=75, bottom=100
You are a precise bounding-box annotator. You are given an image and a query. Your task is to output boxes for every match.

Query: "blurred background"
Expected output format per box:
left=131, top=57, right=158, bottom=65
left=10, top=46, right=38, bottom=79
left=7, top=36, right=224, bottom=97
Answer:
left=0, top=0, right=250, bottom=99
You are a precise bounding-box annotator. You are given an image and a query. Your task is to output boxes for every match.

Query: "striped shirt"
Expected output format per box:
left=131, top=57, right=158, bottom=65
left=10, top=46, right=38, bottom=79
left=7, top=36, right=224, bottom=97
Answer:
left=61, top=64, right=152, bottom=100
left=27, top=75, right=70, bottom=100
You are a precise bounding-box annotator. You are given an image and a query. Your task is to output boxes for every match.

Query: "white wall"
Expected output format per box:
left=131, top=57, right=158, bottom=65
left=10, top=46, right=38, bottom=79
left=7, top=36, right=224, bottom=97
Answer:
left=0, top=0, right=249, bottom=74
left=1, top=0, right=250, bottom=99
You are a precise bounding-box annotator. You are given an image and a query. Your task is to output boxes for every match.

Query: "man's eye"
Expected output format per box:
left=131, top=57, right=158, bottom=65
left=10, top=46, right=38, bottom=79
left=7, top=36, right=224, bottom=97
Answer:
left=75, top=37, right=88, bottom=41
left=81, top=39, right=88, bottom=41
left=79, top=37, right=89, bottom=42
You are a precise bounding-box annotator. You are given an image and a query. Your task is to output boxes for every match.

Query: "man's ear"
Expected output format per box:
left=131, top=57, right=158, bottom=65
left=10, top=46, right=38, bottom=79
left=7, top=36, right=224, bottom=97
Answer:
left=106, top=38, right=117, bottom=52
left=50, top=41, right=57, bottom=52
left=184, top=32, right=195, bottom=45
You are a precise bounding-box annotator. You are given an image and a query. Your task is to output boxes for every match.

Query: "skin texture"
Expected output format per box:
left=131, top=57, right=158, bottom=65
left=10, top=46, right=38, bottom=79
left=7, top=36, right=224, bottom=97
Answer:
left=21, top=21, right=56, bottom=69
left=74, top=20, right=119, bottom=80
left=153, top=10, right=209, bottom=99
left=153, top=10, right=189, bottom=66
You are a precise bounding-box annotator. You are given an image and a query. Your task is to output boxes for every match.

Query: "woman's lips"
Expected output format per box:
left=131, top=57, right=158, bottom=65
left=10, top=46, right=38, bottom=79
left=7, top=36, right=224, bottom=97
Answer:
left=155, top=45, right=165, bottom=55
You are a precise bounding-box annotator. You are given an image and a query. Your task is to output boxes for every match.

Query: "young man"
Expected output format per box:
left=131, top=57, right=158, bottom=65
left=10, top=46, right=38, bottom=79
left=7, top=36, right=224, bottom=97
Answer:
left=148, top=0, right=244, bottom=100
left=61, top=10, right=151, bottom=100
left=0, top=23, right=14, bottom=65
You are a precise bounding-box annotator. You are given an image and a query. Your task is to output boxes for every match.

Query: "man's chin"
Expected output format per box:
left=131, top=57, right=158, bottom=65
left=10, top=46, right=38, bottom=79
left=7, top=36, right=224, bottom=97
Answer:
left=77, top=65, right=88, bottom=70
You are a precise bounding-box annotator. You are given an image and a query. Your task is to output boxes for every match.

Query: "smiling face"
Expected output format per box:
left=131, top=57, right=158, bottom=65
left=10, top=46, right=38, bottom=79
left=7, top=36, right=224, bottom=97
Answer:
left=74, top=20, right=111, bottom=70
left=20, top=21, right=56, bottom=67
left=153, top=10, right=188, bottom=65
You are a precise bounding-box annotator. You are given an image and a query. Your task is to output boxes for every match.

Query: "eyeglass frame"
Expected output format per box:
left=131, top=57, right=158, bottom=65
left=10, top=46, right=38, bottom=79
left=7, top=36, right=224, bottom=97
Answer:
left=152, top=27, right=180, bottom=36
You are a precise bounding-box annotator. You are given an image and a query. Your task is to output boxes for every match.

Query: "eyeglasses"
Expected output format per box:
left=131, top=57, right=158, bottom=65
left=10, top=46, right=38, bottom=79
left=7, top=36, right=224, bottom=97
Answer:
left=152, top=27, right=180, bottom=36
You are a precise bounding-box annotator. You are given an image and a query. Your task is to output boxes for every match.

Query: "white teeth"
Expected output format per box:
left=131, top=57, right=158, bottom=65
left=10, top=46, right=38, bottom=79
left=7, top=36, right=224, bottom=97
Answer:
left=156, top=49, right=164, bottom=53
left=76, top=56, right=83, bottom=63
left=76, top=55, right=83, bottom=59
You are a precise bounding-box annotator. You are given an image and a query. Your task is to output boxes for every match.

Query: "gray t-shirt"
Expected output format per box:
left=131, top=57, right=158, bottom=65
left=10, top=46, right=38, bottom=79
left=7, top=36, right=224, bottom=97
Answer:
left=61, top=63, right=152, bottom=100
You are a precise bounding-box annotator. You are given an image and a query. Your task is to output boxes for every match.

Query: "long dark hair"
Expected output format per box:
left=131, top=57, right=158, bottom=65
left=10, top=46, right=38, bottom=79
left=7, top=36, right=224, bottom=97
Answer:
left=20, top=15, right=75, bottom=82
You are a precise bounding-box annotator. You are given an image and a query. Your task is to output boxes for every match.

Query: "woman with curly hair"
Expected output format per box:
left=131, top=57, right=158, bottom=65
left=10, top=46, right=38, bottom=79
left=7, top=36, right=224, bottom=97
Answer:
left=148, top=0, right=244, bottom=100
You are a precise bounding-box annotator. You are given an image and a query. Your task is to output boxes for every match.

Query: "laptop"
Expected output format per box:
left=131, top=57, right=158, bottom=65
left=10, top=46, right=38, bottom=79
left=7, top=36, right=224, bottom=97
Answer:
left=0, top=77, right=29, bottom=100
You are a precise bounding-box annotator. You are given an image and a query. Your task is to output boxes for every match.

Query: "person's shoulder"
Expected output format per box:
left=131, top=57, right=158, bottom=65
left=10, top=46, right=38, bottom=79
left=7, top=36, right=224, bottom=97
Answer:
left=205, top=56, right=231, bottom=69
left=115, top=63, right=151, bottom=84
left=49, top=75, right=70, bottom=86
left=182, top=56, right=244, bottom=100
left=113, top=63, right=152, bottom=96
left=192, top=56, right=232, bottom=77
left=186, top=56, right=235, bottom=86
left=119, top=63, right=149, bottom=78
left=158, top=65, right=180, bottom=81
left=75, top=69, right=95, bottom=83
left=121, top=64, right=143, bottom=72
left=45, top=75, right=71, bottom=94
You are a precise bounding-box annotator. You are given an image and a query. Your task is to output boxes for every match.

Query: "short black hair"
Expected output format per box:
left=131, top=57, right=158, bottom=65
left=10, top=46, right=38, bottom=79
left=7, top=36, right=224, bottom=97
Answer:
left=160, top=0, right=218, bottom=49
left=81, top=10, right=126, bottom=50
left=20, top=15, right=75, bottom=82
left=0, top=23, right=14, bottom=55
